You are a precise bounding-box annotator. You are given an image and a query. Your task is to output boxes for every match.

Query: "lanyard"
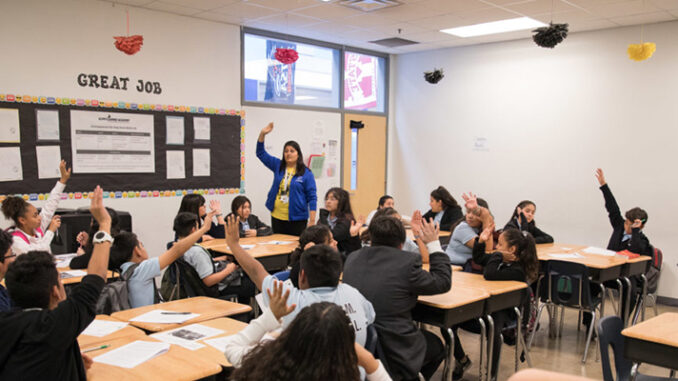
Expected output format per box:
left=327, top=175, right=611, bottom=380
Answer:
left=279, top=170, right=294, bottom=195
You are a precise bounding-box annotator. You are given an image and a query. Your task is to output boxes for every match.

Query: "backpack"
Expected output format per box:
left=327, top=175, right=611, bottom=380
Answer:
left=645, top=247, right=663, bottom=293
left=160, top=258, right=220, bottom=301
left=95, top=263, right=140, bottom=315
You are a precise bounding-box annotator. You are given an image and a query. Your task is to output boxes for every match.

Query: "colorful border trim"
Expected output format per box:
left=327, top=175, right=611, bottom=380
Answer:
left=0, top=93, right=246, bottom=200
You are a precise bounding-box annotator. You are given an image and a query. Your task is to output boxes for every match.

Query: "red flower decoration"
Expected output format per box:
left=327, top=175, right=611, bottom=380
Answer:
left=114, top=35, right=144, bottom=55
left=275, top=48, right=299, bottom=64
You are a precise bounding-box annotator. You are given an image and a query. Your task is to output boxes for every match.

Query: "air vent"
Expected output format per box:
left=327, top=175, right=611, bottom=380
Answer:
left=370, top=37, right=419, bottom=47
left=339, top=0, right=401, bottom=12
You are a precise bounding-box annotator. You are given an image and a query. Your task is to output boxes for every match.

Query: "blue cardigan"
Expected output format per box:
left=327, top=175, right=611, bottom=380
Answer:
left=257, top=141, right=317, bottom=221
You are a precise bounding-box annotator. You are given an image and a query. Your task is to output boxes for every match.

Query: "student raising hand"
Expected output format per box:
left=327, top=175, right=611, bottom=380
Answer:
left=462, top=192, right=478, bottom=211
left=478, top=223, right=494, bottom=244
left=419, top=216, right=440, bottom=244
left=59, top=160, right=72, bottom=184
left=595, top=168, right=606, bottom=186
left=266, top=280, right=296, bottom=321
left=349, top=215, right=366, bottom=237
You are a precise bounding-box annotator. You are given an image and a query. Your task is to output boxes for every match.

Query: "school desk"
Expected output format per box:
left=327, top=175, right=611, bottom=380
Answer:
left=200, top=234, right=299, bottom=271
left=422, top=263, right=463, bottom=272
left=78, top=314, right=146, bottom=348
left=112, top=296, right=252, bottom=333
left=190, top=317, right=249, bottom=367
left=414, top=286, right=490, bottom=381
left=622, top=312, right=678, bottom=372
left=508, top=368, right=597, bottom=381
left=85, top=336, right=222, bottom=381
left=60, top=267, right=115, bottom=285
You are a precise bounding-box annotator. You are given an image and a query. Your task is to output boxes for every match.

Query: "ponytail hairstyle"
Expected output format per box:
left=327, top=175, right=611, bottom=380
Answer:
left=510, top=200, right=536, bottom=221
left=501, top=228, right=538, bottom=283
left=1, top=196, right=29, bottom=228
left=430, top=186, right=459, bottom=210
left=325, top=188, right=355, bottom=221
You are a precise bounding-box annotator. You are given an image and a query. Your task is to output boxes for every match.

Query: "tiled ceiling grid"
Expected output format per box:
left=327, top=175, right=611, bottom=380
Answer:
left=99, top=0, right=678, bottom=53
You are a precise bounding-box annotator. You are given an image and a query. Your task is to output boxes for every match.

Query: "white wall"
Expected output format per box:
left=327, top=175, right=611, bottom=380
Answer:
left=0, top=0, right=339, bottom=259
left=389, top=21, right=678, bottom=298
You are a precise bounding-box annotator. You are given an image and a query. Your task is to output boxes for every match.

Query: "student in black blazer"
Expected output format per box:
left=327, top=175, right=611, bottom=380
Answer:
left=343, top=216, right=451, bottom=381
left=422, top=186, right=463, bottom=231
left=230, top=196, right=272, bottom=238
left=503, top=200, right=553, bottom=244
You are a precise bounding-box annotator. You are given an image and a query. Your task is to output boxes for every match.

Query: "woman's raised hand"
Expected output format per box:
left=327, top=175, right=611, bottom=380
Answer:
left=261, top=122, right=274, bottom=135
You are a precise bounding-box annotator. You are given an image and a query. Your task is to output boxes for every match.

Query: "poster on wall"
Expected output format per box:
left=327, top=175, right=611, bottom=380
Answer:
left=70, top=110, right=155, bottom=173
left=264, top=40, right=296, bottom=104
left=344, top=52, right=377, bottom=110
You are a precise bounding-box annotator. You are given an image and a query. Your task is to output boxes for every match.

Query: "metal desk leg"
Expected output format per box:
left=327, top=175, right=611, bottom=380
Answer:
left=616, top=279, right=624, bottom=319
left=479, top=318, right=486, bottom=381
left=528, top=302, right=548, bottom=350
left=640, top=273, right=648, bottom=323
left=558, top=306, right=565, bottom=337
left=440, top=327, right=454, bottom=381
left=623, top=277, right=632, bottom=326
left=630, top=363, right=639, bottom=381
left=514, top=307, right=521, bottom=372
left=582, top=310, right=596, bottom=363
left=486, top=315, right=495, bottom=381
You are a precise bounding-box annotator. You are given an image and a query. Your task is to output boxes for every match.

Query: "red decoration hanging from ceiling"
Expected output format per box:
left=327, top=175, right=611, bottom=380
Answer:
left=275, top=48, right=299, bottom=64
left=114, top=11, right=143, bottom=55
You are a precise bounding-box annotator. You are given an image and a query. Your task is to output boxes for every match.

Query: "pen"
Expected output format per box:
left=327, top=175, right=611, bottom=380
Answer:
left=160, top=311, right=191, bottom=315
left=83, top=344, right=109, bottom=353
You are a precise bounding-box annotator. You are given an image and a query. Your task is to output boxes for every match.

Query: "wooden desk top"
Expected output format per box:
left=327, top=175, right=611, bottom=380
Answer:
left=622, top=312, right=678, bottom=348
left=418, top=285, right=489, bottom=309
left=78, top=315, right=146, bottom=348
left=452, top=271, right=527, bottom=295
left=60, top=268, right=115, bottom=285
left=536, top=243, right=631, bottom=270
left=86, top=336, right=221, bottom=381
left=191, top=317, right=249, bottom=367
left=422, top=263, right=462, bottom=272
left=508, top=369, right=598, bottom=381
left=111, top=297, right=252, bottom=332
left=200, top=234, right=299, bottom=257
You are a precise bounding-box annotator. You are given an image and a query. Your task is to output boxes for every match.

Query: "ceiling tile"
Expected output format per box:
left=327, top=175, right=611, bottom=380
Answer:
left=108, top=0, right=156, bottom=6
left=565, top=18, right=620, bottom=32
left=398, top=30, right=454, bottom=43
left=648, top=0, right=678, bottom=11
left=407, top=13, right=467, bottom=29
left=158, top=0, right=239, bottom=11
left=143, top=1, right=204, bottom=15
left=454, top=6, right=523, bottom=23
left=193, top=10, right=244, bottom=24
left=587, top=0, right=662, bottom=18
left=292, top=3, right=365, bottom=20
left=340, top=13, right=402, bottom=28
left=298, top=20, right=362, bottom=34
left=211, top=1, right=281, bottom=20
left=245, top=0, right=322, bottom=11
left=610, top=10, right=675, bottom=25
left=255, top=12, right=325, bottom=27
left=503, top=0, right=581, bottom=16
left=367, top=22, right=428, bottom=35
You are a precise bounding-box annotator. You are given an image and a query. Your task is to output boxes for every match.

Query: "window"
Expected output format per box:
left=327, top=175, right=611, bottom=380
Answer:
left=243, top=33, right=340, bottom=108
left=343, top=51, right=386, bottom=113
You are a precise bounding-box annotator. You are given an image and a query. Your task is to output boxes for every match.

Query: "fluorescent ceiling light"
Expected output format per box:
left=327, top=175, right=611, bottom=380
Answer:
left=441, top=17, right=546, bottom=38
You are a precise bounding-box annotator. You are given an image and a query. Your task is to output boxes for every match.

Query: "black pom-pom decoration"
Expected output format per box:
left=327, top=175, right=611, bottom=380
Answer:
left=424, top=68, right=444, bottom=84
left=532, top=23, right=569, bottom=48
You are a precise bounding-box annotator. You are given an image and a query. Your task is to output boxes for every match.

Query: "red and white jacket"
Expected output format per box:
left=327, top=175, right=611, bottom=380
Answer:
left=10, top=181, right=65, bottom=256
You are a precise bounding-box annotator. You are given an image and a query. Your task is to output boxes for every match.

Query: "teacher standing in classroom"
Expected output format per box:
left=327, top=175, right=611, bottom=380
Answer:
left=257, top=122, right=317, bottom=236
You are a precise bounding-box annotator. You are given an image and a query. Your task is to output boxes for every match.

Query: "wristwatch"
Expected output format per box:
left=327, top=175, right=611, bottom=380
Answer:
left=92, top=231, right=114, bottom=244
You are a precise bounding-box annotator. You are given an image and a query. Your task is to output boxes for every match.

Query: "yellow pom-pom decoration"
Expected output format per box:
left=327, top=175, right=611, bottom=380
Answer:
left=627, top=42, right=656, bottom=61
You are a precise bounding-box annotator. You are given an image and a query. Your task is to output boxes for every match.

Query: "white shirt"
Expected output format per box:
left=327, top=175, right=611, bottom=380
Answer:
left=11, top=181, right=65, bottom=256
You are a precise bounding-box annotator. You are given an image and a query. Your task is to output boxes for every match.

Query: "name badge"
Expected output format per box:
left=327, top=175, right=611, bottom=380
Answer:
left=280, top=195, right=289, bottom=204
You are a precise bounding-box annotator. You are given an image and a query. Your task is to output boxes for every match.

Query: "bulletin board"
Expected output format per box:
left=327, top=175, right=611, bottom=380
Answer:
left=0, top=93, right=245, bottom=200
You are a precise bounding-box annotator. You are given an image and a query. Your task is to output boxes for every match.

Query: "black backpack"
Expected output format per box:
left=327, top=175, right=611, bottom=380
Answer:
left=160, top=258, right=220, bottom=301
left=95, top=263, right=140, bottom=315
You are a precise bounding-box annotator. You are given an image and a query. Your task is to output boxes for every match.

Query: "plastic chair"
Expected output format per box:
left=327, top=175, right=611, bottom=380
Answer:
left=597, top=316, right=673, bottom=381
left=365, top=324, right=392, bottom=376
left=272, top=270, right=290, bottom=281
left=528, top=260, right=604, bottom=363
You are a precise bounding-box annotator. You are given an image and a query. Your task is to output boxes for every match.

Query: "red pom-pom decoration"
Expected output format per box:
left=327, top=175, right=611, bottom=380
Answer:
left=274, top=48, right=299, bottom=64
left=114, top=35, right=144, bottom=55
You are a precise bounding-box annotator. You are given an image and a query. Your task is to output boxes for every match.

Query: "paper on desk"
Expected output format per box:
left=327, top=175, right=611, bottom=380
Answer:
left=260, top=240, right=294, bottom=245
left=94, top=340, right=170, bottom=369
left=204, top=335, right=236, bottom=352
left=61, top=270, right=87, bottom=278
left=82, top=319, right=129, bottom=337
left=130, top=310, right=200, bottom=324
left=151, top=323, right=224, bottom=350
left=54, top=253, right=78, bottom=268
left=240, top=244, right=256, bottom=250
left=548, top=253, right=584, bottom=259
left=582, top=247, right=616, bottom=256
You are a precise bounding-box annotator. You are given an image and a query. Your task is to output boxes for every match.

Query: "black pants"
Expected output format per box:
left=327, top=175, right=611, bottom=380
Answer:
left=271, top=217, right=307, bottom=236
left=453, top=310, right=512, bottom=379
left=403, top=329, right=446, bottom=381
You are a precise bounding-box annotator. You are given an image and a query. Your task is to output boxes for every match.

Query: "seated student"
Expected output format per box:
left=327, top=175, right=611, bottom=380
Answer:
left=288, top=224, right=337, bottom=288
left=446, top=193, right=494, bottom=266
left=452, top=227, right=538, bottom=381
left=229, top=285, right=390, bottom=381
left=69, top=207, right=122, bottom=270
left=504, top=201, right=554, bottom=244
left=1, top=160, right=71, bottom=255
left=173, top=212, right=256, bottom=304
left=0, top=186, right=111, bottom=380
left=318, top=187, right=363, bottom=256
left=177, top=193, right=226, bottom=241
left=422, top=186, right=463, bottom=231
left=223, top=215, right=375, bottom=346
left=111, top=209, right=217, bottom=308
left=0, top=230, right=17, bottom=312
left=366, top=195, right=412, bottom=227
left=361, top=208, right=430, bottom=263
left=230, top=195, right=272, bottom=238
left=343, top=216, right=451, bottom=381
left=592, top=168, right=652, bottom=322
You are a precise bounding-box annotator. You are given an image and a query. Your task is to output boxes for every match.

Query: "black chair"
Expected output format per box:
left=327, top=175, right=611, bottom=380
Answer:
left=528, top=260, right=604, bottom=363
left=365, top=324, right=392, bottom=376
left=597, top=316, right=672, bottom=381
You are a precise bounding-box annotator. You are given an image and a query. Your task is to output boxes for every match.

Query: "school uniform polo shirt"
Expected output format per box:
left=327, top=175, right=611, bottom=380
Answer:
left=121, top=258, right=161, bottom=308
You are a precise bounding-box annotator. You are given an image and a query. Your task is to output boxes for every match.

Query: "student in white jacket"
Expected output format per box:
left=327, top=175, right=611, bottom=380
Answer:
left=225, top=280, right=391, bottom=381
left=1, top=160, right=71, bottom=255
